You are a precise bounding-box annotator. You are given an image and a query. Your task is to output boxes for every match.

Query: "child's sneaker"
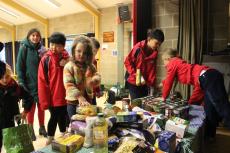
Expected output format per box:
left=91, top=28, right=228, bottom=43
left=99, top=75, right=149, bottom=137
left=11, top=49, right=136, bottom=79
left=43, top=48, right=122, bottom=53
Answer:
left=60, top=132, right=65, bottom=137
left=39, top=125, right=47, bottom=137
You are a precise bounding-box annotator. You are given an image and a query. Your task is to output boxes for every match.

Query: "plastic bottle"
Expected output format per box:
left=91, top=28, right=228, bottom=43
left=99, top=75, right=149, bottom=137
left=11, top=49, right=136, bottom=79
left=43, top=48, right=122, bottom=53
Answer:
left=123, top=104, right=129, bottom=112
left=93, top=113, right=108, bottom=153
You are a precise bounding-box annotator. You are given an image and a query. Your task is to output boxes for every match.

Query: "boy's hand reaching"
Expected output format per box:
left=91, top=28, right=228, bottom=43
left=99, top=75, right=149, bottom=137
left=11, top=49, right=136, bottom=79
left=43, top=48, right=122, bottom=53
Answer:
left=79, top=101, right=91, bottom=107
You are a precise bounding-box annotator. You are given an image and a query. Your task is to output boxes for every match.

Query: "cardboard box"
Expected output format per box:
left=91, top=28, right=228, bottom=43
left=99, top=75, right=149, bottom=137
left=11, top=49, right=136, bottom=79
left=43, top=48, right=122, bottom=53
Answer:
left=116, top=112, right=137, bottom=122
left=165, top=117, right=189, bottom=138
left=51, top=134, right=84, bottom=153
left=158, top=131, right=176, bottom=153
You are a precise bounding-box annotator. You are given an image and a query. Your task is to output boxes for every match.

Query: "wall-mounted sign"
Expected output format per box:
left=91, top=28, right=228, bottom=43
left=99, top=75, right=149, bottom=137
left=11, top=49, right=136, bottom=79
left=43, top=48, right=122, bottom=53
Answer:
left=103, top=31, right=114, bottom=42
left=112, top=50, right=118, bottom=56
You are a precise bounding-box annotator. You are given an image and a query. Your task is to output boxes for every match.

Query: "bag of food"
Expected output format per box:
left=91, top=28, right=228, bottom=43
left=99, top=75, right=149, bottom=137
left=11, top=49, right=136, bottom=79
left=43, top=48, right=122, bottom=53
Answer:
left=76, top=105, right=97, bottom=116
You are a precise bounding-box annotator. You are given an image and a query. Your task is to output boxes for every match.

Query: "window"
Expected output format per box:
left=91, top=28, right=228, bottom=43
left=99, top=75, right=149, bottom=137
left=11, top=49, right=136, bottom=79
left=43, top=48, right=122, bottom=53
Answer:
left=65, top=39, right=74, bottom=56
left=0, top=47, right=6, bottom=62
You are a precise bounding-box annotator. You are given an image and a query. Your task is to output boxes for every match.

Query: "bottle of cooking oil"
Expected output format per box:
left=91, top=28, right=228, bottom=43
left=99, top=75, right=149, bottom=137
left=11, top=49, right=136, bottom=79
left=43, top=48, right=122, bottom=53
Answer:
left=93, top=113, right=108, bottom=153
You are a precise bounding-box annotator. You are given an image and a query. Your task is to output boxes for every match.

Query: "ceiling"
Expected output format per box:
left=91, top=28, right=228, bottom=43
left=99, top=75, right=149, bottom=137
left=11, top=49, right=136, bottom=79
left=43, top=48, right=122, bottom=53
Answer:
left=0, top=0, right=132, bottom=26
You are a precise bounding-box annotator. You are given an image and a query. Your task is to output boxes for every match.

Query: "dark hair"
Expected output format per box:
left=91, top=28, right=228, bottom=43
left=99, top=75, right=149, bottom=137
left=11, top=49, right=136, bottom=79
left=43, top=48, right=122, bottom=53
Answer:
left=90, top=37, right=100, bottom=49
left=0, top=42, right=4, bottom=52
left=147, top=29, right=165, bottom=43
left=49, top=32, right=66, bottom=46
left=71, top=35, right=93, bottom=65
left=0, top=60, right=6, bottom=79
left=26, top=28, right=41, bottom=40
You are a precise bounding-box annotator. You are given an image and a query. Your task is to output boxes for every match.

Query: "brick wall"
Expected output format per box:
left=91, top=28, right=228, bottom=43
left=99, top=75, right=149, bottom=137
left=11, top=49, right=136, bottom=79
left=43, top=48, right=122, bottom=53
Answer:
left=152, top=0, right=179, bottom=85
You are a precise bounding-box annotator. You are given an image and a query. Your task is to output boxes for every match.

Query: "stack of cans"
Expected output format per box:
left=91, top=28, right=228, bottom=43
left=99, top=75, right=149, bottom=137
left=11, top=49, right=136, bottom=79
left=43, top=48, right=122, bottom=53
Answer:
left=140, top=96, right=189, bottom=119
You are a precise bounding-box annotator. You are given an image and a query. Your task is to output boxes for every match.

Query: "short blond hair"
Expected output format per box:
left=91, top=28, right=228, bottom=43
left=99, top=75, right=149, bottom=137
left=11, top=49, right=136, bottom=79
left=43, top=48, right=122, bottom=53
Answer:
left=162, top=48, right=178, bottom=60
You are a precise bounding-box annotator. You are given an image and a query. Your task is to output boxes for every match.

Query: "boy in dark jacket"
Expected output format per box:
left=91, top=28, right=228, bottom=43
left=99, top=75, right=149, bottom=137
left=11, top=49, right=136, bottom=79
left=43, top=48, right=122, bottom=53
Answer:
left=161, top=48, right=230, bottom=141
left=38, top=32, right=69, bottom=145
left=0, top=61, right=33, bottom=152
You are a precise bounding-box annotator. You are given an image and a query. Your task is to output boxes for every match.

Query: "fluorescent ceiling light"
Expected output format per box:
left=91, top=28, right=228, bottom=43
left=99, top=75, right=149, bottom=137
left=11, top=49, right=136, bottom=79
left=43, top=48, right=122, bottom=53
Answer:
left=0, top=6, right=19, bottom=18
left=44, top=0, right=61, bottom=8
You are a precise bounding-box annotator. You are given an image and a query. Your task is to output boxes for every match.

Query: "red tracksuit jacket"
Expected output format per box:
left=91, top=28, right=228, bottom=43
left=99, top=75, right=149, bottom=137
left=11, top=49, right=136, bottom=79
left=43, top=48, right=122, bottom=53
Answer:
left=162, top=57, right=209, bottom=104
left=124, top=40, right=158, bottom=86
left=38, top=50, right=69, bottom=110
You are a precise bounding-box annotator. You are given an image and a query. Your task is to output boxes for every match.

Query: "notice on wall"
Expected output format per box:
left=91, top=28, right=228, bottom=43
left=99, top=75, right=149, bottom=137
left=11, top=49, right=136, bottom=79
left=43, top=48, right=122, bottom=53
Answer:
left=103, top=31, right=114, bottom=42
left=112, top=50, right=118, bottom=56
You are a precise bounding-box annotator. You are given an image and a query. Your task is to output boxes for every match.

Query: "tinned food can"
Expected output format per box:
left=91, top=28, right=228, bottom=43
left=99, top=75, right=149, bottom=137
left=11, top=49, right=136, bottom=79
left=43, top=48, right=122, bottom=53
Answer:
left=165, top=107, right=173, bottom=118
left=173, top=109, right=180, bottom=117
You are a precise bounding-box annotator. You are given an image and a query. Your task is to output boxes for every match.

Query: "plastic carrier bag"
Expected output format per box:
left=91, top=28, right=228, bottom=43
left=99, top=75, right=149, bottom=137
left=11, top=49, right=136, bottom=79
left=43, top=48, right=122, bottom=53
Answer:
left=3, top=115, right=34, bottom=153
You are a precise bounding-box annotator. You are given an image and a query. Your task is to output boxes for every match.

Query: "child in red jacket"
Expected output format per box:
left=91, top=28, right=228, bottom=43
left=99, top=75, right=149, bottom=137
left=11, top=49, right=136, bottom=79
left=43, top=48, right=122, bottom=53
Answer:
left=161, top=48, right=230, bottom=140
left=38, top=32, right=69, bottom=145
left=124, top=29, right=164, bottom=100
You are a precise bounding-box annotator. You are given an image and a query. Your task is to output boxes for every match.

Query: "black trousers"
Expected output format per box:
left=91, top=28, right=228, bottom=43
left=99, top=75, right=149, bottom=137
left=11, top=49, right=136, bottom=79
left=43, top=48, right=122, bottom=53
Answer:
left=199, top=69, right=230, bottom=138
left=127, top=82, right=148, bottom=100
left=48, top=105, right=67, bottom=136
left=0, top=129, right=2, bottom=152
